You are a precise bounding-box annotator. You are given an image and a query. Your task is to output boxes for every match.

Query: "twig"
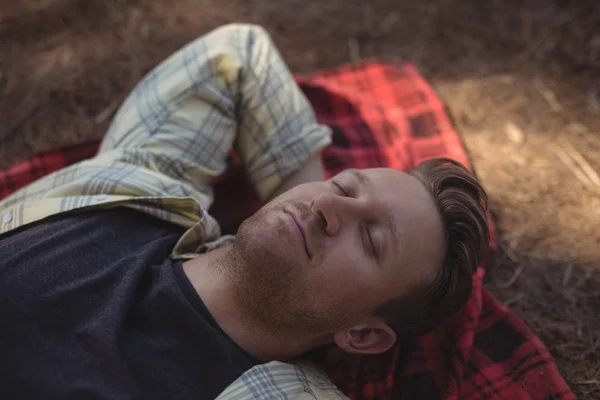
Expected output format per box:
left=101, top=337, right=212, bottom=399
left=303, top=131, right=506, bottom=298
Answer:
left=568, top=123, right=600, bottom=149
left=562, top=263, right=573, bottom=286
left=502, top=230, right=524, bottom=243
left=505, top=121, right=524, bottom=144
left=380, top=13, right=399, bottom=33
left=364, top=5, right=373, bottom=32
left=347, top=38, right=361, bottom=64
left=500, top=243, right=519, bottom=263
left=583, top=130, right=600, bottom=150
left=495, top=262, right=526, bottom=290
left=503, top=293, right=525, bottom=308
left=588, top=89, right=600, bottom=114
left=576, top=380, right=600, bottom=385
left=533, top=78, right=562, bottom=112
left=521, top=10, right=533, bottom=42
left=94, top=100, right=120, bottom=124
left=515, top=11, right=579, bottom=65
left=585, top=268, right=595, bottom=281
left=6, top=103, right=39, bottom=138
left=560, top=140, right=600, bottom=186
left=451, top=80, right=477, bottom=121
left=551, top=144, right=595, bottom=189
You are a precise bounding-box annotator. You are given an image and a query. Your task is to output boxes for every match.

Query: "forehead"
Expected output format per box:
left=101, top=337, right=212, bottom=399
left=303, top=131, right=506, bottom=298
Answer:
left=363, top=168, right=434, bottom=218
left=339, top=167, right=433, bottom=216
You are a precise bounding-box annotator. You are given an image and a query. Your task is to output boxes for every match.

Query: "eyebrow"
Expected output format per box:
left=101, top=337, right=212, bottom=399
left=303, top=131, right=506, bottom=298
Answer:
left=348, top=169, right=369, bottom=186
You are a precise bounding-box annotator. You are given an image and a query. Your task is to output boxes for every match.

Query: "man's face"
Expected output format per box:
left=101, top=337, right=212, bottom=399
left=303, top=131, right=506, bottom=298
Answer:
left=231, top=168, right=446, bottom=339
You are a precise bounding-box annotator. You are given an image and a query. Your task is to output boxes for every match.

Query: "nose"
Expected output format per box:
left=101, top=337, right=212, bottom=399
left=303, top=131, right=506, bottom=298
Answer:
left=310, top=192, right=362, bottom=236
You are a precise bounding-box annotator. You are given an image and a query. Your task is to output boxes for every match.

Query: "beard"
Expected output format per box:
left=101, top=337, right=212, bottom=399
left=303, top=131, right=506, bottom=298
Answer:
left=226, top=200, right=349, bottom=337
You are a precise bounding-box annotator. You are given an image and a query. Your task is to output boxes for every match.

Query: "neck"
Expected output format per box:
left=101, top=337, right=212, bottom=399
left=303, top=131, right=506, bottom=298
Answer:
left=182, top=245, right=325, bottom=362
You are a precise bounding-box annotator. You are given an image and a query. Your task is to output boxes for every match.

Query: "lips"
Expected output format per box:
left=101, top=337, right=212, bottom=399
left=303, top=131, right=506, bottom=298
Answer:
left=283, top=209, right=311, bottom=258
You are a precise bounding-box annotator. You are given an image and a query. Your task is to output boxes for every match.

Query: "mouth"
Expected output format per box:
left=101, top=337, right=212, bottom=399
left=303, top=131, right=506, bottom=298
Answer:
left=283, top=209, right=311, bottom=259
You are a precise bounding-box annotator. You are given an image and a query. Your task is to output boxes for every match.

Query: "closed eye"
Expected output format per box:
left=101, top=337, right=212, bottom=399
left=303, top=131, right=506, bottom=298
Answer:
left=363, top=223, right=378, bottom=260
left=332, top=180, right=350, bottom=197
left=332, top=179, right=378, bottom=260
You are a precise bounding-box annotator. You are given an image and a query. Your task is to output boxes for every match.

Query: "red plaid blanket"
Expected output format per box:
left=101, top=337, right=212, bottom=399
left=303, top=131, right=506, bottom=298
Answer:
left=0, top=62, right=574, bottom=400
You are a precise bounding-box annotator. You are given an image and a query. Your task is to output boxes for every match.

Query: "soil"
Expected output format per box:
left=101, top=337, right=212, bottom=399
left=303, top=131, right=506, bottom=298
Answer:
left=1, top=0, right=599, bottom=397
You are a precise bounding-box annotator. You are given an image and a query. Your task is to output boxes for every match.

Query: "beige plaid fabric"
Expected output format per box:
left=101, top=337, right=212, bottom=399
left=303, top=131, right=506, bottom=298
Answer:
left=217, top=362, right=348, bottom=400
left=0, top=23, right=331, bottom=258
left=0, top=24, right=347, bottom=399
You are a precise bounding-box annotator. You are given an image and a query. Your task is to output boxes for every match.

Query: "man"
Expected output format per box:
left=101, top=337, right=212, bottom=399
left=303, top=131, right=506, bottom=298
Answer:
left=0, top=24, right=489, bottom=399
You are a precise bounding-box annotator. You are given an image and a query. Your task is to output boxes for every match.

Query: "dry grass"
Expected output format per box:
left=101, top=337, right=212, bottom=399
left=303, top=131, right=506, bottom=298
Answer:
left=1, top=0, right=599, bottom=397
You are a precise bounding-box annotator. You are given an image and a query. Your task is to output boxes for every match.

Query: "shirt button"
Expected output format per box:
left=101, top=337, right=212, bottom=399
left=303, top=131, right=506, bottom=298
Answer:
left=2, top=212, right=12, bottom=224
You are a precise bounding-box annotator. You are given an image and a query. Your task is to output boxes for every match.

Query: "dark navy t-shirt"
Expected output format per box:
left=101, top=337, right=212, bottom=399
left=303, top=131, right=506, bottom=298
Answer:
left=0, top=208, right=255, bottom=400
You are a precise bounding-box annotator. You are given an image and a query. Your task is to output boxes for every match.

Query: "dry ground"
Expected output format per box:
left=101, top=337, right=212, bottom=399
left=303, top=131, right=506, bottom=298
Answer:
left=1, top=0, right=599, bottom=397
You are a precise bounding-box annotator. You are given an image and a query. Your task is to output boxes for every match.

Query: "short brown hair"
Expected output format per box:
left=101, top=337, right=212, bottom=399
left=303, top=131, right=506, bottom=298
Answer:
left=375, top=158, right=490, bottom=341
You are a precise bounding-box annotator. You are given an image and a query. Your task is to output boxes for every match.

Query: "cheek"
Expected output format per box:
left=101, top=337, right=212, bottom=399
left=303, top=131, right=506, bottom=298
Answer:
left=321, top=231, right=377, bottom=282
left=310, top=246, right=382, bottom=310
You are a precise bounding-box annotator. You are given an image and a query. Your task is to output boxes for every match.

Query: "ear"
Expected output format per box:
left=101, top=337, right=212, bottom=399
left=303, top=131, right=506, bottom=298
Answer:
left=333, top=318, right=397, bottom=355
